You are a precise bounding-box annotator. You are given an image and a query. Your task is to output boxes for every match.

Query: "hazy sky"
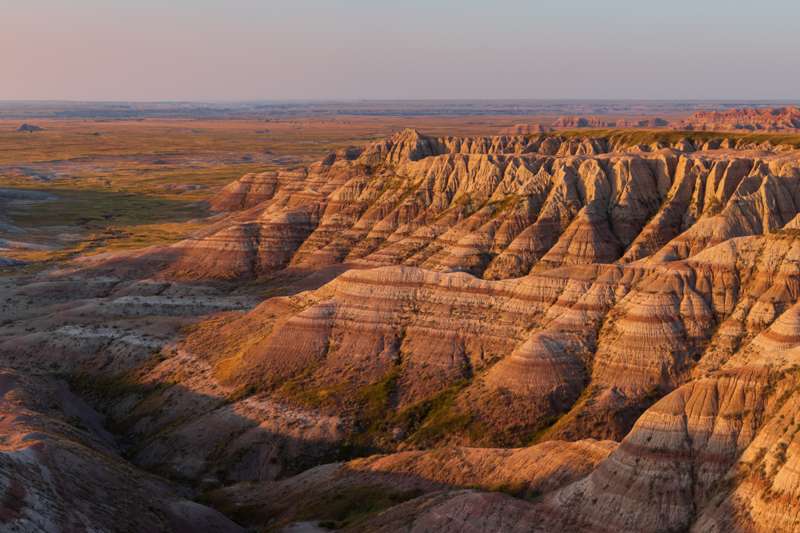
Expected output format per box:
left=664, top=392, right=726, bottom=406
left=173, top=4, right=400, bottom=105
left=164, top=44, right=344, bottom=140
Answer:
left=2, top=0, right=799, bottom=101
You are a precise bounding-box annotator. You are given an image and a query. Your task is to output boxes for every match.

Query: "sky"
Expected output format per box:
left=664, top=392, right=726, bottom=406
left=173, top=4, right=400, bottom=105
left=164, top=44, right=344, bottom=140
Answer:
left=2, top=0, right=799, bottom=101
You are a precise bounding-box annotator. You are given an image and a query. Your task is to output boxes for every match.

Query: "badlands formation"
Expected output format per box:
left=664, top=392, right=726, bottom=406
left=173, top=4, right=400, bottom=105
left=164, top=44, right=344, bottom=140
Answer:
left=5, top=128, right=800, bottom=531
left=549, top=106, right=800, bottom=133
left=676, top=106, right=800, bottom=132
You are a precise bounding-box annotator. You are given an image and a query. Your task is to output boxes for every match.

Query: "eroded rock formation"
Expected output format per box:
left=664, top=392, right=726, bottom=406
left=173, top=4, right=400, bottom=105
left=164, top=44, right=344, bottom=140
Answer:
left=676, top=106, right=800, bottom=132
left=6, top=128, right=800, bottom=531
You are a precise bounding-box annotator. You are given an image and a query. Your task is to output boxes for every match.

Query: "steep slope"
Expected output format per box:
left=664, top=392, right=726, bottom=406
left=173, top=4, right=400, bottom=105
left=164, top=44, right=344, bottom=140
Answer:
left=208, top=439, right=615, bottom=529
left=105, top=130, right=800, bottom=284
left=0, top=369, right=242, bottom=532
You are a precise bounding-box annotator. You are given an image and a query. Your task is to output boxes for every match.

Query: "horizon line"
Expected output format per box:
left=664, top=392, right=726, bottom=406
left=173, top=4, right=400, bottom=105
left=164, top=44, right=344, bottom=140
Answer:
left=1, top=98, right=800, bottom=105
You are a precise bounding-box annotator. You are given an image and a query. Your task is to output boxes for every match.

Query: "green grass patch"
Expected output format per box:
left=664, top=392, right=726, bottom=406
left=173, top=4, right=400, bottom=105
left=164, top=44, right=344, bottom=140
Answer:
left=295, top=486, right=425, bottom=530
left=284, top=372, right=481, bottom=455
left=202, top=485, right=424, bottom=531
left=393, top=379, right=482, bottom=448
left=5, top=187, right=205, bottom=229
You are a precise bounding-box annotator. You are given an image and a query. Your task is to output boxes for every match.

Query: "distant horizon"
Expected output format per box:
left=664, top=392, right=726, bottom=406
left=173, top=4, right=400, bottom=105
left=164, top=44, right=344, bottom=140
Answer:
left=2, top=98, right=799, bottom=122
left=2, top=98, right=800, bottom=104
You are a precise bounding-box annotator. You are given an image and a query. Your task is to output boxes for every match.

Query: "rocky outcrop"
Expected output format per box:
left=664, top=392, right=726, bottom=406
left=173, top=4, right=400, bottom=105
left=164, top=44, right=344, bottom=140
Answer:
left=551, top=116, right=669, bottom=129
left=208, top=439, right=614, bottom=529
left=550, top=107, right=800, bottom=133
left=676, top=106, right=800, bottom=132
left=131, top=131, right=800, bottom=284
left=552, top=116, right=616, bottom=129
left=500, top=123, right=553, bottom=135
left=16, top=123, right=43, bottom=132
left=52, top=129, right=800, bottom=453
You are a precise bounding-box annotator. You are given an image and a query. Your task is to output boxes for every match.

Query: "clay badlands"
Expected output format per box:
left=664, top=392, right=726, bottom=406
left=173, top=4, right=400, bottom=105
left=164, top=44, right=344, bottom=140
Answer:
left=7, top=123, right=800, bottom=532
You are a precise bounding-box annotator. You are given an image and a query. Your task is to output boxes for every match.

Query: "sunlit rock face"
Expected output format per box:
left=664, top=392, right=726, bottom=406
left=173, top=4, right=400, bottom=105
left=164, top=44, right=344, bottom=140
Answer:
left=154, top=130, right=800, bottom=284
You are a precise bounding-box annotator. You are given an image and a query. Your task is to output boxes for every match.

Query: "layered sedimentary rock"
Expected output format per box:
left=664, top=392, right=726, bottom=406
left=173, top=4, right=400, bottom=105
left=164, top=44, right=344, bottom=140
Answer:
left=209, top=171, right=283, bottom=211
left=548, top=107, right=800, bottom=133
left=500, top=123, right=553, bottom=135
left=209, top=439, right=615, bottom=529
left=552, top=116, right=618, bottom=128
left=163, top=130, right=800, bottom=531
left=7, top=127, right=800, bottom=532
left=676, top=106, right=800, bottom=132
left=123, top=131, right=800, bottom=445
left=552, top=116, right=669, bottom=129
left=131, top=130, right=800, bottom=285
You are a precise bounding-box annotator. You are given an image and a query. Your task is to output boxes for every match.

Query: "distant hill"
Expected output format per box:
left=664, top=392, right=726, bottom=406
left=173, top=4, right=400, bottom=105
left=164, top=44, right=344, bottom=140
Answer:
left=0, top=99, right=799, bottom=120
left=675, top=105, right=800, bottom=132
left=16, top=123, right=43, bottom=132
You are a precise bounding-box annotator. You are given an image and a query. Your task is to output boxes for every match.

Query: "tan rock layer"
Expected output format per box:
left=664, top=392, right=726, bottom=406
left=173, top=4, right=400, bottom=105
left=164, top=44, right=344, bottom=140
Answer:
left=148, top=130, right=800, bottom=283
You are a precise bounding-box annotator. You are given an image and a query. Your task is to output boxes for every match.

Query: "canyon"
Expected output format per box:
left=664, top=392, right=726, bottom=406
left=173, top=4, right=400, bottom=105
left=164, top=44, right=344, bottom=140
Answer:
left=4, top=124, right=800, bottom=531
